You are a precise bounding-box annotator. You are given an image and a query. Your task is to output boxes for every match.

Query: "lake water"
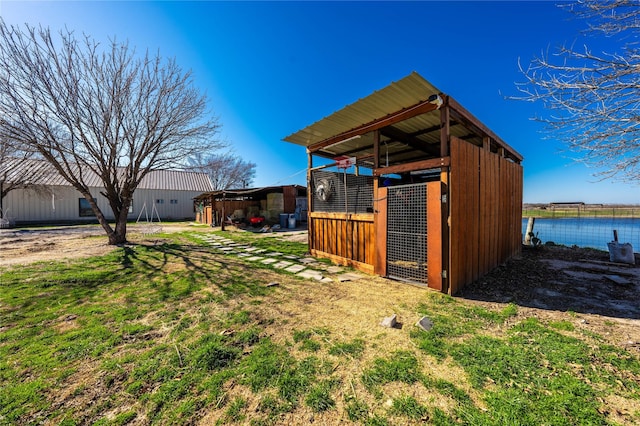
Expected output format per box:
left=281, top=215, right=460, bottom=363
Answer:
left=522, top=217, right=640, bottom=253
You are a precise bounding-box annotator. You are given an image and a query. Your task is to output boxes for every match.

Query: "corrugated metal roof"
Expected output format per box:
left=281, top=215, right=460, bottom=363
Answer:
left=194, top=184, right=307, bottom=200
left=137, top=169, right=214, bottom=192
left=0, top=158, right=71, bottom=186
left=284, top=72, right=441, bottom=147
left=0, top=158, right=214, bottom=192
left=283, top=72, right=522, bottom=166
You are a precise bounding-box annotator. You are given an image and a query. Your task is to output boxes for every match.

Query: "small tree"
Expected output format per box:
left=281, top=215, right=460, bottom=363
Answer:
left=514, top=0, right=640, bottom=182
left=0, top=21, right=222, bottom=244
left=190, top=152, right=256, bottom=190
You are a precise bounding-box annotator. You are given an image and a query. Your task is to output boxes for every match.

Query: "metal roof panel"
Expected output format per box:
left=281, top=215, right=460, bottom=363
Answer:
left=1, top=158, right=214, bottom=192
left=284, top=72, right=441, bottom=147
left=283, top=72, right=523, bottom=164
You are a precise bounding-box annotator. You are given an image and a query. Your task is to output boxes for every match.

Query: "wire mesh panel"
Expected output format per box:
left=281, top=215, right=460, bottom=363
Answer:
left=522, top=205, right=640, bottom=253
left=387, top=183, right=428, bottom=285
left=311, top=170, right=374, bottom=214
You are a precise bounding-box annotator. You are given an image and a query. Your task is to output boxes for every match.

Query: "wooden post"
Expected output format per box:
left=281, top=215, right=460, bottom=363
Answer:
left=440, top=169, right=450, bottom=294
left=221, top=192, right=226, bottom=231
left=524, top=217, right=535, bottom=245
left=440, top=102, right=450, bottom=157
left=214, top=194, right=218, bottom=226
left=374, top=186, right=388, bottom=276
left=307, top=149, right=313, bottom=251
left=373, top=130, right=380, bottom=169
left=482, top=136, right=490, bottom=151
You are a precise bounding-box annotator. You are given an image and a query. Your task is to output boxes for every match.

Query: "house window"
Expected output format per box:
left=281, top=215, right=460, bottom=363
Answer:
left=128, top=199, right=134, bottom=214
left=79, top=198, right=96, bottom=217
left=156, top=199, right=164, bottom=204
left=170, top=199, right=178, bottom=204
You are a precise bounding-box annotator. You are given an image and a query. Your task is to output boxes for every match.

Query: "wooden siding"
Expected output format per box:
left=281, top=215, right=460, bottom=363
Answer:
left=448, top=137, right=523, bottom=294
left=308, top=212, right=375, bottom=274
left=197, top=206, right=213, bottom=225
left=283, top=186, right=298, bottom=213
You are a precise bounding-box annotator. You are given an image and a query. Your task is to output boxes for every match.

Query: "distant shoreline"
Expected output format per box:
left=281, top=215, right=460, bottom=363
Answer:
left=523, top=204, right=640, bottom=218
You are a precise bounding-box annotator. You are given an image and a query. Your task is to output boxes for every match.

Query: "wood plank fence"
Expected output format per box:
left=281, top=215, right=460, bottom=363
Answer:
left=308, top=212, right=375, bottom=273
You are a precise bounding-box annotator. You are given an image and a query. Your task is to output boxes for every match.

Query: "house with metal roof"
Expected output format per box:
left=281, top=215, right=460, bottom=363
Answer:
left=1, top=158, right=213, bottom=224
left=283, top=72, right=523, bottom=294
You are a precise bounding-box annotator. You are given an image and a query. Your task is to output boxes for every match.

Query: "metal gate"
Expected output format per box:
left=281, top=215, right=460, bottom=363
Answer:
left=387, top=182, right=428, bottom=285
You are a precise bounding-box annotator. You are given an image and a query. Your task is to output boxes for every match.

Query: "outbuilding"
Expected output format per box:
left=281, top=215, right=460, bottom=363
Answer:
left=1, top=159, right=213, bottom=225
left=283, top=72, right=523, bottom=294
left=194, top=185, right=307, bottom=227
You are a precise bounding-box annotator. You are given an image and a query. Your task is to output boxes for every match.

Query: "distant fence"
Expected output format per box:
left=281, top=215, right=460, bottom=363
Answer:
left=522, top=205, right=640, bottom=253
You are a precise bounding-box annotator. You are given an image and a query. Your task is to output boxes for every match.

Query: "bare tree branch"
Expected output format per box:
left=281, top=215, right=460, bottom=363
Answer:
left=0, top=20, right=223, bottom=243
left=513, top=0, right=640, bottom=182
left=189, top=152, right=256, bottom=191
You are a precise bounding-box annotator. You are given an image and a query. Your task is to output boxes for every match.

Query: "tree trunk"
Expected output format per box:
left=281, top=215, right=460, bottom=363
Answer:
left=80, top=192, right=123, bottom=245
left=112, top=209, right=129, bottom=245
left=524, top=217, right=535, bottom=245
left=95, top=211, right=119, bottom=245
left=111, top=221, right=127, bottom=245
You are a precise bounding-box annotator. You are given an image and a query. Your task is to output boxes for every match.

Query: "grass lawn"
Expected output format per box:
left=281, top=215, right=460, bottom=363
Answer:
left=1, top=230, right=639, bottom=425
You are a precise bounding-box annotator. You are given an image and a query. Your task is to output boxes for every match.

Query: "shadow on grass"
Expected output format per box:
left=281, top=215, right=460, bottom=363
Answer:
left=1, top=239, right=273, bottom=311
left=130, top=242, right=272, bottom=300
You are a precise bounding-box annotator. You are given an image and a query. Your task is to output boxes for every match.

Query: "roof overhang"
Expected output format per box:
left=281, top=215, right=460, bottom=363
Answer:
left=283, top=72, right=522, bottom=169
left=194, top=185, right=307, bottom=201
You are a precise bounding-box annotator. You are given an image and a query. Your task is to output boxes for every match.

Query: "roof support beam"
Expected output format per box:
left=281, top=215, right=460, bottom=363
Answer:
left=319, top=143, right=435, bottom=167
left=380, top=125, right=440, bottom=157
left=314, top=147, right=429, bottom=170
left=307, top=98, right=442, bottom=153
left=325, top=144, right=373, bottom=157
left=374, top=157, right=450, bottom=177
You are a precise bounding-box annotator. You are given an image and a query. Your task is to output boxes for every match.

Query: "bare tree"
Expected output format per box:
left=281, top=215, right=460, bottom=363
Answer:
left=514, top=0, right=640, bottom=182
left=0, top=21, right=222, bottom=244
left=190, top=152, right=256, bottom=190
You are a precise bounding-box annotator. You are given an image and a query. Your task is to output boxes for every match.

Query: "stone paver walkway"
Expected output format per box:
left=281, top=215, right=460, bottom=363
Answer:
left=192, top=233, right=365, bottom=283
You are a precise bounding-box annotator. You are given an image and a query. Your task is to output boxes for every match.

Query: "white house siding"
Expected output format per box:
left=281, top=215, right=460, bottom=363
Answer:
left=130, top=189, right=201, bottom=220
left=3, top=186, right=92, bottom=223
left=4, top=186, right=202, bottom=223
left=1, top=163, right=213, bottom=224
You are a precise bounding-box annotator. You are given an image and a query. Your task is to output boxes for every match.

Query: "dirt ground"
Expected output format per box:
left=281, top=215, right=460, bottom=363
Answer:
left=458, top=244, right=640, bottom=352
left=0, top=223, right=199, bottom=266
left=1, top=224, right=639, bottom=352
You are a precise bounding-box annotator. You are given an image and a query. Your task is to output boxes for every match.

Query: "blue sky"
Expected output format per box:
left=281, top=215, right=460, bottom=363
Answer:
left=1, top=0, right=638, bottom=204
